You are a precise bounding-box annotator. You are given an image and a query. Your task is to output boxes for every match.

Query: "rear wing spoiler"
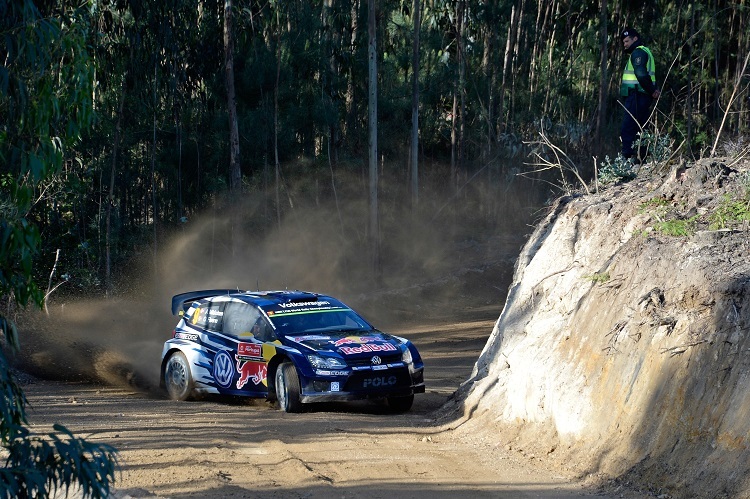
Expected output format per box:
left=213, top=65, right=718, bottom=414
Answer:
left=171, top=289, right=243, bottom=316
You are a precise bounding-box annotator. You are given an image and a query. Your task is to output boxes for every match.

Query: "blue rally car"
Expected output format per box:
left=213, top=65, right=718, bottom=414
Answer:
left=161, top=289, right=425, bottom=412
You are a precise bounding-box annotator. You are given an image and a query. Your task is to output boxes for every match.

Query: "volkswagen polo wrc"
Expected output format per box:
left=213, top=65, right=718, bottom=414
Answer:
left=161, top=289, right=425, bottom=412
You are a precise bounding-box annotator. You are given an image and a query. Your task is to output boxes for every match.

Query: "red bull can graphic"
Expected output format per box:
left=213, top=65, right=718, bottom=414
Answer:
left=235, top=342, right=267, bottom=389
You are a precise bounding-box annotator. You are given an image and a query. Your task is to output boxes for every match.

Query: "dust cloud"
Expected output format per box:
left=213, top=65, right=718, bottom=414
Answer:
left=13, top=163, right=542, bottom=392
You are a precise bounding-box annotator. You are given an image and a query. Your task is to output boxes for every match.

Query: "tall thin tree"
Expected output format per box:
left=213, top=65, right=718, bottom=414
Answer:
left=410, top=0, right=421, bottom=209
left=224, top=0, right=241, bottom=194
left=368, top=0, right=380, bottom=278
left=595, top=0, right=608, bottom=142
left=105, top=73, right=127, bottom=296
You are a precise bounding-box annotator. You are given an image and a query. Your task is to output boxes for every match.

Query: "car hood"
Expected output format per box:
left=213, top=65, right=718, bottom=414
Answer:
left=282, top=331, right=402, bottom=358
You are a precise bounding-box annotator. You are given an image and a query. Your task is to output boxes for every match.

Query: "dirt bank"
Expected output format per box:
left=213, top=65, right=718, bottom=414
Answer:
left=449, top=157, right=750, bottom=498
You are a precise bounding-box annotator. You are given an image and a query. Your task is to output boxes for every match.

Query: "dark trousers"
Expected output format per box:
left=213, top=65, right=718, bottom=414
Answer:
left=620, top=91, right=654, bottom=159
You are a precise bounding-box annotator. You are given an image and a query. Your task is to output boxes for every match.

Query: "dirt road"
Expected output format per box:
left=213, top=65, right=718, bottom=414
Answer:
left=23, top=311, right=613, bottom=498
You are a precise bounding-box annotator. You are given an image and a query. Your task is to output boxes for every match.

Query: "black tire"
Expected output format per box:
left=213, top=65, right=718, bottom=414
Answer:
left=386, top=394, right=414, bottom=413
left=275, top=362, right=303, bottom=413
left=164, top=352, right=193, bottom=401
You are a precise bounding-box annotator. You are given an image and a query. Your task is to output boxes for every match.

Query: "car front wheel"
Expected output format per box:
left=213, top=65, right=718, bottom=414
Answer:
left=275, top=362, right=303, bottom=413
left=165, top=352, right=193, bottom=401
left=386, top=394, right=414, bottom=413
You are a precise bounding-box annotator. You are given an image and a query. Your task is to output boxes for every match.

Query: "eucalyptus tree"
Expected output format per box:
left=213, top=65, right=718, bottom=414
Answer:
left=1, top=1, right=118, bottom=496
left=596, top=0, right=609, bottom=141
left=368, top=0, right=380, bottom=276
left=410, top=0, right=422, bottom=208
left=225, top=0, right=242, bottom=194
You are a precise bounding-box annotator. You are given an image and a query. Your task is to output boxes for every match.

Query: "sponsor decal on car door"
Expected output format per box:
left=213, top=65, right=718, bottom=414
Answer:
left=232, top=342, right=279, bottom=392
left=235, top=342, right=267, bottom=389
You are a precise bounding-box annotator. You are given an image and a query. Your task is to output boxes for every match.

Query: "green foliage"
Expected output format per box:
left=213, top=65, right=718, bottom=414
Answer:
left=707, top=172, right=750, bottom=229
left=638, top=193, right=700, bottom=238
left=709, top=193, right=750, bottom=230
left=1, top=2, right=118, bottom=497
left=583, top=271, right=610, bottom=284
left=0, top=216, right=43, bottom=309
left=598, top=130, right=673, bottom=186
left=0, top=345, right=118, bottom=499
left=598, top=154, right=638, bottom=185
left=4, top=0, right=737, bottom=295
left=633, top=131, right=673, bottom=164
left=1, top=0, right=95, bottom=309
left=638, top=197, right=669, bottom=213
left=653, top=215, right=699, bottom=237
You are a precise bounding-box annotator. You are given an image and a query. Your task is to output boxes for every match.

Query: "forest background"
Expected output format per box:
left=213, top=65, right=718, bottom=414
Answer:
left=2, top=0, right=749, bottom=303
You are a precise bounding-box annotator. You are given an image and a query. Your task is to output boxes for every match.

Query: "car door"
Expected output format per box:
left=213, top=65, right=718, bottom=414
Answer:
left=221, top=301, right=270, bottom=395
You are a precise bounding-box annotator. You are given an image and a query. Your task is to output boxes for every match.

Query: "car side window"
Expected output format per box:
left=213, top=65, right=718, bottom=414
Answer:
left=192, top=300, right=225, bottom=332
left=190, top=304, right=208, bottom=328
left=223, top=301, right=260, bottom=338
left=253, top=319, right=277, bottom=342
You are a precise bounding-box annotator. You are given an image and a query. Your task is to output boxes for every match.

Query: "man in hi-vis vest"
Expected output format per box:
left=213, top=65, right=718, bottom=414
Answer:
left=620, top=27, right=660, bottom=162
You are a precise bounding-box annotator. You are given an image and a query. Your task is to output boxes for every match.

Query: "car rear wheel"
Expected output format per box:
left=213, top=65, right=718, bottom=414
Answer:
left=275, top=362, right=303, bottom=413
left=386, top=394, right=414, bottom=413
left=165, top=352, right=193, bottom=401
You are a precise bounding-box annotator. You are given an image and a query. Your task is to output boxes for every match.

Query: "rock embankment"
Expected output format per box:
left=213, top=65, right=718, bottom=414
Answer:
left=452, top=157, right=750, bottom=498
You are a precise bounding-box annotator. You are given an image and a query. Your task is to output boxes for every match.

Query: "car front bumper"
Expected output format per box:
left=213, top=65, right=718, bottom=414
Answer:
left=298, top=365, right=425, bottom=403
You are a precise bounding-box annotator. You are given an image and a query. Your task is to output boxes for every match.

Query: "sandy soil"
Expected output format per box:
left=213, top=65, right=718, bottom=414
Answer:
left=22, top=309, right=614, bottom=498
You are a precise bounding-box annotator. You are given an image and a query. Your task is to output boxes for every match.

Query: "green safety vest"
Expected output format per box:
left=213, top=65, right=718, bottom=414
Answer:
left=620, top=45, right=656, bottom=96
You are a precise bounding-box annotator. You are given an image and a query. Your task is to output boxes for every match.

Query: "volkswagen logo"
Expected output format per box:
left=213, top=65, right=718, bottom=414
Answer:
left=213, top=350, right=234, bottom=389
left=371, top=356, right=382, bottom=365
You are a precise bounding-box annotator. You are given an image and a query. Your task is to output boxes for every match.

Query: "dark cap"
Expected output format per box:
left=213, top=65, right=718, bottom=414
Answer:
left=621, top=27, right=640, bottom=40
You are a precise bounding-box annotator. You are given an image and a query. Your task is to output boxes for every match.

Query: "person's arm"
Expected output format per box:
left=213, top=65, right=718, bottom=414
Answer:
left=631, top=48, right=660, bottom=98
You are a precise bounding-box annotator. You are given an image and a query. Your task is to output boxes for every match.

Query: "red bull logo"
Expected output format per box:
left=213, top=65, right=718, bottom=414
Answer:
left=236, top=358, right=267, bottom=388
left=339, top=343, right=398, bottom=355
left=333, top=336, right=379, bottom=347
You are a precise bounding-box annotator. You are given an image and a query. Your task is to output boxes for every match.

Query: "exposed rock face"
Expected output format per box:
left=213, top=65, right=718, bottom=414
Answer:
left=456, top=158, right=750, bottom=497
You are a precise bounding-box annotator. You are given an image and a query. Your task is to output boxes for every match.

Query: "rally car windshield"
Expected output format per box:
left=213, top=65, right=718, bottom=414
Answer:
left=266, top=308, right=372, bottom=336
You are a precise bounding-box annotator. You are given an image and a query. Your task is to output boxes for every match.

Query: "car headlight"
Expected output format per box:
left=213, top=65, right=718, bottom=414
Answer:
left=307, top=355, right=347, bottom=369
left=401, top=347, right=413, bottom=364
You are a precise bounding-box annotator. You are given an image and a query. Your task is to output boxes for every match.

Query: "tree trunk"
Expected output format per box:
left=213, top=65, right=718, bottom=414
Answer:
left=687, top=3, right=694, bottom=156
left=367, top=0, right=379, bottom=279
left=176, top=117, right=183, bottom=223
left=510, top=0, right=525, bottom=127
left=151, top=60, right=159, bottom=273
left=595, top=0, right=608, bottom=142
left=498, top=3, right=518, bottom=132
left=450, top=0, right=465, bottom=190
left=481, top=0, right=496, bottom=153
left=323, top=0, right=340, bottom=165
left=275, top=27, right=282, bottom=227
left=543, top=0, right=558, bottom=116
left=410, top=0, right=421, bottom=209
left=224, top=0, right=242, bottom=262
left=105, top=74, right=126, bottom=297
left=346, top=0, right=360, bottom=145
left=224, top=0, right=241, bottom=193
left=458, top=0, right=466, bottom=180
left=451, top=91, right=458, bottom=188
